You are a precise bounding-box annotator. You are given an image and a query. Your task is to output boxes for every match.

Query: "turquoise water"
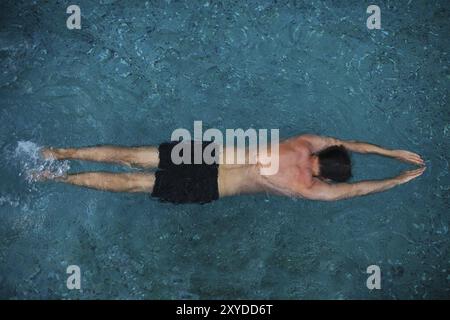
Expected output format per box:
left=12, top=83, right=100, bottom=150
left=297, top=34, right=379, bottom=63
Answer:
left=0, top=0, right=449, bottom=299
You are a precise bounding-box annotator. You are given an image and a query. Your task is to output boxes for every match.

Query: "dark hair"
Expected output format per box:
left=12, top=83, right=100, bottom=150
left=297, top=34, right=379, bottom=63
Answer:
left=317, top=145, right=352, bottom=182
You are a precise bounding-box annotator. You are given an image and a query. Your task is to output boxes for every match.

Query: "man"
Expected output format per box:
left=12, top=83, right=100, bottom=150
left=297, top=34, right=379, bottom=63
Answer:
left=38, top=135, right=425, bottom=203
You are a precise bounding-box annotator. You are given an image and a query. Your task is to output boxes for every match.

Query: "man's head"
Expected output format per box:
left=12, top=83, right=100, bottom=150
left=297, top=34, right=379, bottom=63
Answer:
left=316, top=145, right=352, bottom=182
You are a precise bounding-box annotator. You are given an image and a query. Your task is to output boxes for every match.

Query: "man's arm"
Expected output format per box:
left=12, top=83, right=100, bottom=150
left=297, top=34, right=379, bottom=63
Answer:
left=298, top=167, right=425, bottom=201
left=299, top=135, right=424, bottom=165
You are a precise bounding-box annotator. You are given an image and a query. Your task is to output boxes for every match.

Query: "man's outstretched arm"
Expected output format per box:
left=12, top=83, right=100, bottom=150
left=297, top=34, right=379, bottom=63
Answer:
left=298, top=134, right=425, bottom=166
left=298, top=167, right=425, bottom=201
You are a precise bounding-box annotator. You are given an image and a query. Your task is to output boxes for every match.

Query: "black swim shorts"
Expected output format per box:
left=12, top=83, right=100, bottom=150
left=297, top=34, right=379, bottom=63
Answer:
left=151, top=141, right=219, bottom=204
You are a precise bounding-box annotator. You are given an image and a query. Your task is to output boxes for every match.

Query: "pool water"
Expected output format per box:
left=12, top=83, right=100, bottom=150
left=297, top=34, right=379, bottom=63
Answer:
left=0, top=0, right=449, bottom=299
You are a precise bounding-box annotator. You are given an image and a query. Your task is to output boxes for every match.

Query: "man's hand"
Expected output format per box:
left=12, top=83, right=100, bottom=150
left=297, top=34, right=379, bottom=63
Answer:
left=391, top=150, right=425, bottom=166
left=395, top=167, right=426, bottom=185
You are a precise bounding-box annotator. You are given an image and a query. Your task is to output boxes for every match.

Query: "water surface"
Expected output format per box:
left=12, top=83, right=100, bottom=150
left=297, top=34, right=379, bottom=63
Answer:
left=0, top=0, right=449, bottom=299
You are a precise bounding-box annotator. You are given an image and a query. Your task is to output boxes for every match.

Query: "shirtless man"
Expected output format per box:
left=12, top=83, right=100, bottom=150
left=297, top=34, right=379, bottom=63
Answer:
left=39, top=135, right=425, bottom=203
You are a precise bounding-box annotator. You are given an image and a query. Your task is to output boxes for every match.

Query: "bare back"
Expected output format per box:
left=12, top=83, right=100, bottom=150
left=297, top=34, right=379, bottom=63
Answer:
left=218, top=138, right=315, bottom=198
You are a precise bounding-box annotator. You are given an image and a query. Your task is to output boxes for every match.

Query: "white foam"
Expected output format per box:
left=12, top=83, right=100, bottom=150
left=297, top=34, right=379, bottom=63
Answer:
left=14, top=141, right=70, bottom=183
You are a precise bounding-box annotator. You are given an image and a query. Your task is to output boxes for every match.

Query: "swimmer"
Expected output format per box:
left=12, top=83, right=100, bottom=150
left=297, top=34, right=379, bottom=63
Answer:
left=38, top=135, right=425, bottom=203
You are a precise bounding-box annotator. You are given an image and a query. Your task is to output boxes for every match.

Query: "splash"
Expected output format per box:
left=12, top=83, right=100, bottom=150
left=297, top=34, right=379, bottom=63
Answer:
left=14, top=141, right=70, bottom=183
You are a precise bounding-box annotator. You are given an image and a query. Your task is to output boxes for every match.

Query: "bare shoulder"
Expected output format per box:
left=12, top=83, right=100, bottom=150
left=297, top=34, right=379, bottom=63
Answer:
left=282, top=135, right=315, bottom=152
left=286, top=134, right=342, bottom=154
left=293, top=177, right=329, bottom=200
left=282, top=134, right=311, bottom=144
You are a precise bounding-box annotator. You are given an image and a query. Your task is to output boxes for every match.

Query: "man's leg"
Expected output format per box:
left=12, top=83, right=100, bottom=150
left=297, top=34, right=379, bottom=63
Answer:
left=53, top=172, right=155, bottom=193
left=42, top=146, right=159, bottom=168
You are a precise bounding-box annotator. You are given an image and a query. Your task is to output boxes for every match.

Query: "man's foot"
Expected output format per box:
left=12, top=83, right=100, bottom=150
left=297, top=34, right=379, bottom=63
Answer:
left=27, top=169, right=67, bottom=182
left=40, top=147, right=63, bottom=160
